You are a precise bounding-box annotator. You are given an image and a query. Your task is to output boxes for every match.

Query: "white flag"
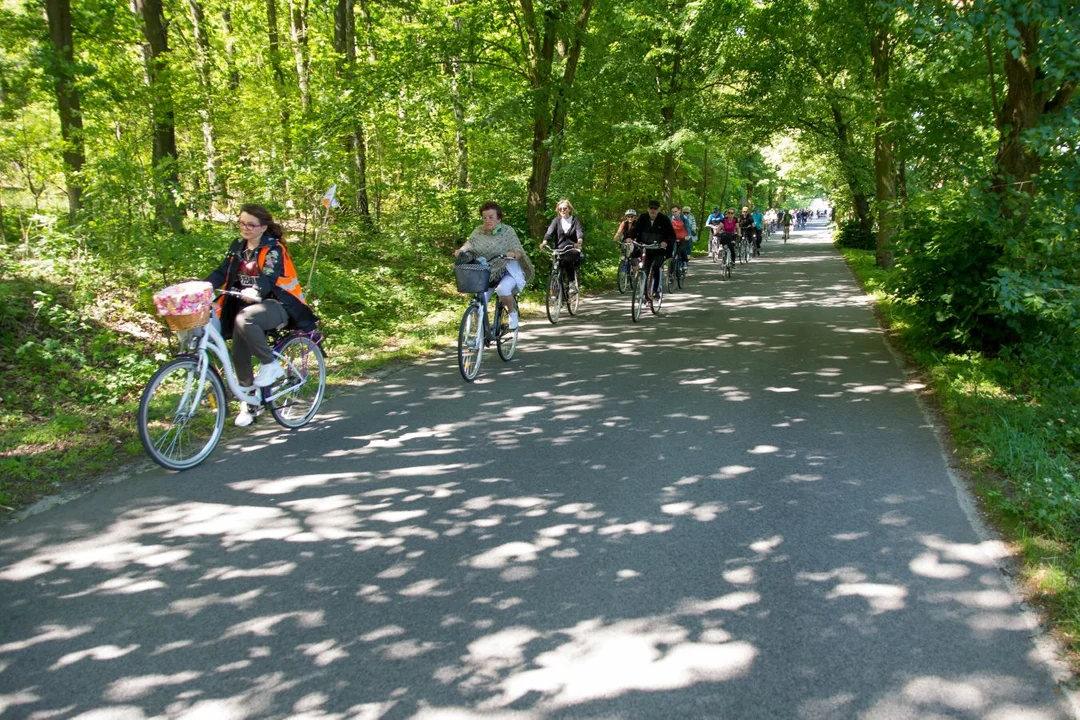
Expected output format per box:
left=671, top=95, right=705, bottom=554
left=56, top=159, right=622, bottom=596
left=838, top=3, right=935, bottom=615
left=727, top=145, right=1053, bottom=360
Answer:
left=321, top=184, right=340, bottom=209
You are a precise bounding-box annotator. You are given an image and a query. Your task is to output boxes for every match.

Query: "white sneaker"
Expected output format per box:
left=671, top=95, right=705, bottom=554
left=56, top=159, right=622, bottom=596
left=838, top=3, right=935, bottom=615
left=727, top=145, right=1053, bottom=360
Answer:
left=508, top=312, right=519, bottom=330
left=253, top=361, right=285, bottom=387
left=235, top=404, right=256, bottom=428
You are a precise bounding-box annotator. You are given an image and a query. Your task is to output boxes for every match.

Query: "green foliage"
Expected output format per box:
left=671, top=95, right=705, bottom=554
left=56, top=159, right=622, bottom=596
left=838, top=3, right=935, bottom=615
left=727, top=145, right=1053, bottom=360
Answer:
left=886, top=204, right=1011, bottom=350
left=833, top=219, right=875, bottom=250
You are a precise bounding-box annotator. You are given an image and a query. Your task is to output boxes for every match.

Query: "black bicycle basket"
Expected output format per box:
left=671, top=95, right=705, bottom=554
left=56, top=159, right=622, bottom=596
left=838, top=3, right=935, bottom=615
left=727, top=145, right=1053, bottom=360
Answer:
left=454, top=263, right=491, bottom=293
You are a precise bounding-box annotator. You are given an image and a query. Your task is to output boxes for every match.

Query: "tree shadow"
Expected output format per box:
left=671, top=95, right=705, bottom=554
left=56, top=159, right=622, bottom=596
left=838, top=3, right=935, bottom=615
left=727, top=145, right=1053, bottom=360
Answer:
left=0, top=238, right=1072, bottom=718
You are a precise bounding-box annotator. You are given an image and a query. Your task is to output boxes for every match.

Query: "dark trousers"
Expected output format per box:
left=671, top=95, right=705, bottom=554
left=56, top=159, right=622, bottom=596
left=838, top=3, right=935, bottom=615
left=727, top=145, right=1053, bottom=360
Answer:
left=233, top=301, right=288, bottom=386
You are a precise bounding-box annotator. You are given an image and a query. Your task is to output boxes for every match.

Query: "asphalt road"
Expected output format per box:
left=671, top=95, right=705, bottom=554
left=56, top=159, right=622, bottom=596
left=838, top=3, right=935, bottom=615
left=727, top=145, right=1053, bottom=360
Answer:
left=2, top=220, right=1076, bottom=719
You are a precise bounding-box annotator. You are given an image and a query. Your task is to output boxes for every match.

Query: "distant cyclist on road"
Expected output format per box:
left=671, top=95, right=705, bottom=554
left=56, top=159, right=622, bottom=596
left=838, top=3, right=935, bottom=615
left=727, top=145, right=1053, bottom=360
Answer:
left=751, top=206, right=764, bottom=253
left=682, top=206, right=698, bottom=260
left=738, top=207, right=756, bottom=257
left=671, top=205, right=691, bottom=269
left=717, top=208, right=739, bottom=267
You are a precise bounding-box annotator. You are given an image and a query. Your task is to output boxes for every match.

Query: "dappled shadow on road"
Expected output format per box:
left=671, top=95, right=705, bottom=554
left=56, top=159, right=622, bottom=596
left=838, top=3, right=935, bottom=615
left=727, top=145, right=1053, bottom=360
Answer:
left=0, top=231, right=1069, bottom=718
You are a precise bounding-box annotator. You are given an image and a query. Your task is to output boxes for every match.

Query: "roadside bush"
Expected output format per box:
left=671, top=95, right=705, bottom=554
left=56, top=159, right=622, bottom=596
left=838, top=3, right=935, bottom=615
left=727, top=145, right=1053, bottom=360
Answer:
left=833, top=220, right=875, bottom=250
left=887, top=210, right=1009, bottom=350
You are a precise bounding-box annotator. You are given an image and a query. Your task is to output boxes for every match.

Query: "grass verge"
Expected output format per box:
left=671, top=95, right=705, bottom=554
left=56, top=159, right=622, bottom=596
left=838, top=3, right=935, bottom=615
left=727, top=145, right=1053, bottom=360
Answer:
left=841, top=248, right=1080, bottom=673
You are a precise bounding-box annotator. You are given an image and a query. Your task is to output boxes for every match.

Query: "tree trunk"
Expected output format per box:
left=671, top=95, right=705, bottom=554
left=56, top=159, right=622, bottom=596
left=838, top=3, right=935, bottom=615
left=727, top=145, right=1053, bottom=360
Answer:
left=221, top=5, right=240, bottom=92
left=135, top=0, right=184, bottom=234
left=45, top=0, right=86, bottom=220
left=334, top=0, right=370, bottom=216
left=699, top=146, right=708, bottom=224
left=830, top=99, right=873, bottom=235
left=718, top=162, right=729, bottom=209
left=187, top=0, right=225, bottom=209
left=290, top=0, right=310, bottom=114
left=523, top=0, right=595, bottom=238
left=447, top=0, right=470, bottom=228
left=659, top=34, right=683, bottom=209
left=871, top=19, right=895, bottom=268
left=266, top=0, right=291, bottom=153
left=992, top=18, right=1076, bottom=218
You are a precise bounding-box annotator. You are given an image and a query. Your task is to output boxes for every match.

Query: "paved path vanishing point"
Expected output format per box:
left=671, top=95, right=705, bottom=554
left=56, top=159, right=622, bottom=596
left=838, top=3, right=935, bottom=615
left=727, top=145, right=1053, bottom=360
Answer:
left=2, top=220, right=1077, bottom=719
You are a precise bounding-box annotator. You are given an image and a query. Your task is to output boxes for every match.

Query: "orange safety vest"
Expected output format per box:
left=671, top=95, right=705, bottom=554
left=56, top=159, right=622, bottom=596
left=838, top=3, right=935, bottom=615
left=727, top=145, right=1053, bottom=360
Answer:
left=214, top=239, right=308, bottom=316
left=260, top=241, right=307, bottom=304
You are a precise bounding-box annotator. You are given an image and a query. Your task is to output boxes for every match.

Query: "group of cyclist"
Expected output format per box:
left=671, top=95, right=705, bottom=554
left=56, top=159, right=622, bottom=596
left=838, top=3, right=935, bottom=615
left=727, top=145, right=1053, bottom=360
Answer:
left=482, top=199, right=811, bottom=306
left=207, top=199, right=820, bottom=426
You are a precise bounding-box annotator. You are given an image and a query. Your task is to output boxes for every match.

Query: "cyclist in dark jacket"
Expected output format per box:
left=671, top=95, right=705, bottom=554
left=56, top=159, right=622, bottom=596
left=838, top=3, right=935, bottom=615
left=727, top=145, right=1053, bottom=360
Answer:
left=628, top=200, right=676, bottom=295
left=540, top=198, right=585, bottom=274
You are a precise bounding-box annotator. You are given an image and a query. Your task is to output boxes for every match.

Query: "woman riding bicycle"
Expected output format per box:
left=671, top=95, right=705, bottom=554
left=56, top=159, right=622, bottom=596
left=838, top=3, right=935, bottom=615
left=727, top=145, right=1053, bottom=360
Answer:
left=204, top=204, right=317, bottom=427
left=718, top=208, right=739, bottom=266
left=453, top=201, right=534, bottom=330
left=540, top=198, right=584, bottom=277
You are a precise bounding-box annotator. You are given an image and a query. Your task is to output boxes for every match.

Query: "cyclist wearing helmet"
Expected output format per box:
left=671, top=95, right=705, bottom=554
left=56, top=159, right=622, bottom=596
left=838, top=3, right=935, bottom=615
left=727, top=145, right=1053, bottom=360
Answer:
left=613, top=209, right=637, bottom=243
left=613, top=208, right=637, bottom=269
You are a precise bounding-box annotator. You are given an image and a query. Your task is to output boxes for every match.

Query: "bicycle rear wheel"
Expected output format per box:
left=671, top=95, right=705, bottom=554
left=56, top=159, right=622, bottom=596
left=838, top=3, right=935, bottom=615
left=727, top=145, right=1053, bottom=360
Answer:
left=631, top=271, right=644, bottom=322
left=617, top=260, right=630, bottom=294
left=269, top=335, right=326, bottom=428
left=566, top=271, right=581, bottom=315
left=138, top=357, right=226, bottom=471
left=545, top=273, right=562, bottom=324
left=497, top=297, right=519, bottom=361
left=457, top=303, right=484, bottom=382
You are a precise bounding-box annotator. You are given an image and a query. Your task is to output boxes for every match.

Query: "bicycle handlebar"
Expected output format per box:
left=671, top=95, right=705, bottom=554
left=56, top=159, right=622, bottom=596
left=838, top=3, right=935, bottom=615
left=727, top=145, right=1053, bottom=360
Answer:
left=547, top=247, right=578, bottom=256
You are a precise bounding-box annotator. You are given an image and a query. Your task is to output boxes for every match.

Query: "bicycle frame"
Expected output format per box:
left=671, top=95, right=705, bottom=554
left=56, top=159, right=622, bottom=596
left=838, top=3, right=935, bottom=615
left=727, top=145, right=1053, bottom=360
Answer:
left=180, top=321, right=309, bottom=414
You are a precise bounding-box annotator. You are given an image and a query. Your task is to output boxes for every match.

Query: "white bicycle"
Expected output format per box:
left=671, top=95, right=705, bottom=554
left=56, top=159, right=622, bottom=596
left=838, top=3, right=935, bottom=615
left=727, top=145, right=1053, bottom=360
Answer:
left=138, top=290, right=326, bottom=470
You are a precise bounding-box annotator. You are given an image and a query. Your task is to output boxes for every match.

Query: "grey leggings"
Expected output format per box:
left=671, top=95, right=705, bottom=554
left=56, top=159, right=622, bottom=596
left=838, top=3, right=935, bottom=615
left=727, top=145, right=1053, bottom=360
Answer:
left=233, top=301, right=288, bottom=386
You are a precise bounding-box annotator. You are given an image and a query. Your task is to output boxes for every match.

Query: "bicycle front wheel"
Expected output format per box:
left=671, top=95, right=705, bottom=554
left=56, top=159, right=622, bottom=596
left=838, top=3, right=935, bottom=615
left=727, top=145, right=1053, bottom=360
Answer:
left=617, top=260, right=630, bottom=294
left=676, top=260, right=685, bottom=289
left=138, top=357, right=226, bottom=471
left=269, top=336, right=326, bottom=429
left=497, top=297, right=519, bottom=361
left=651, top=266, right=664, bottom=314
left=631, top=271, right=644, bottom=322
left=546, top=273, right=562, bottom=324
left=567, top=271, right=581, bottom=315
left=457, top=303, right=484, bottom=382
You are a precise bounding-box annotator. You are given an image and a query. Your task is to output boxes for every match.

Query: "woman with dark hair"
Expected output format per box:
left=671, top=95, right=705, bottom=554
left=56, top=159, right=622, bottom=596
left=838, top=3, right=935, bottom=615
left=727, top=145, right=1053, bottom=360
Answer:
left=453, top=201, right=534, bottom=330
left=204, top=204, right=317, bottom=427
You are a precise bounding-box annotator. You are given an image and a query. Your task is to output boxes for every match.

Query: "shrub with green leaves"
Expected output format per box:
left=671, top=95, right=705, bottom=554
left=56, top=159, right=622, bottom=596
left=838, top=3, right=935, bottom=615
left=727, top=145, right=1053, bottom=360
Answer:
left=833, top=220, right=875, bottom=250
left=886, top=210, right=1010, bottom=350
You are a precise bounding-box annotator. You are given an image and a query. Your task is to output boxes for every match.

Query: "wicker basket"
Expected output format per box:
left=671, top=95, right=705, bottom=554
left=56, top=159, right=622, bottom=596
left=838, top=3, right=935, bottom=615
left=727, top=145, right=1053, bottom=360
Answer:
left=454, top=263, right=491, bottom=294
left=164, top=305, right=211, bottom=331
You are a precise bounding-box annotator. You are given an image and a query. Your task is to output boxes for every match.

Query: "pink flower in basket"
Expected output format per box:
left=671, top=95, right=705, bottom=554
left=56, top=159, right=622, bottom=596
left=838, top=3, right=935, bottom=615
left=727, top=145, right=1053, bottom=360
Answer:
left=154, top=281, right=214, bottom=317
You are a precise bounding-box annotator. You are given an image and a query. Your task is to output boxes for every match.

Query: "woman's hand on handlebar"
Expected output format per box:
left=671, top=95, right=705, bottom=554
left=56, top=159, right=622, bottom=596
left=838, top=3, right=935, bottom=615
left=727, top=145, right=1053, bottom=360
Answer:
left=216, top=288, right=258, bottom=303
